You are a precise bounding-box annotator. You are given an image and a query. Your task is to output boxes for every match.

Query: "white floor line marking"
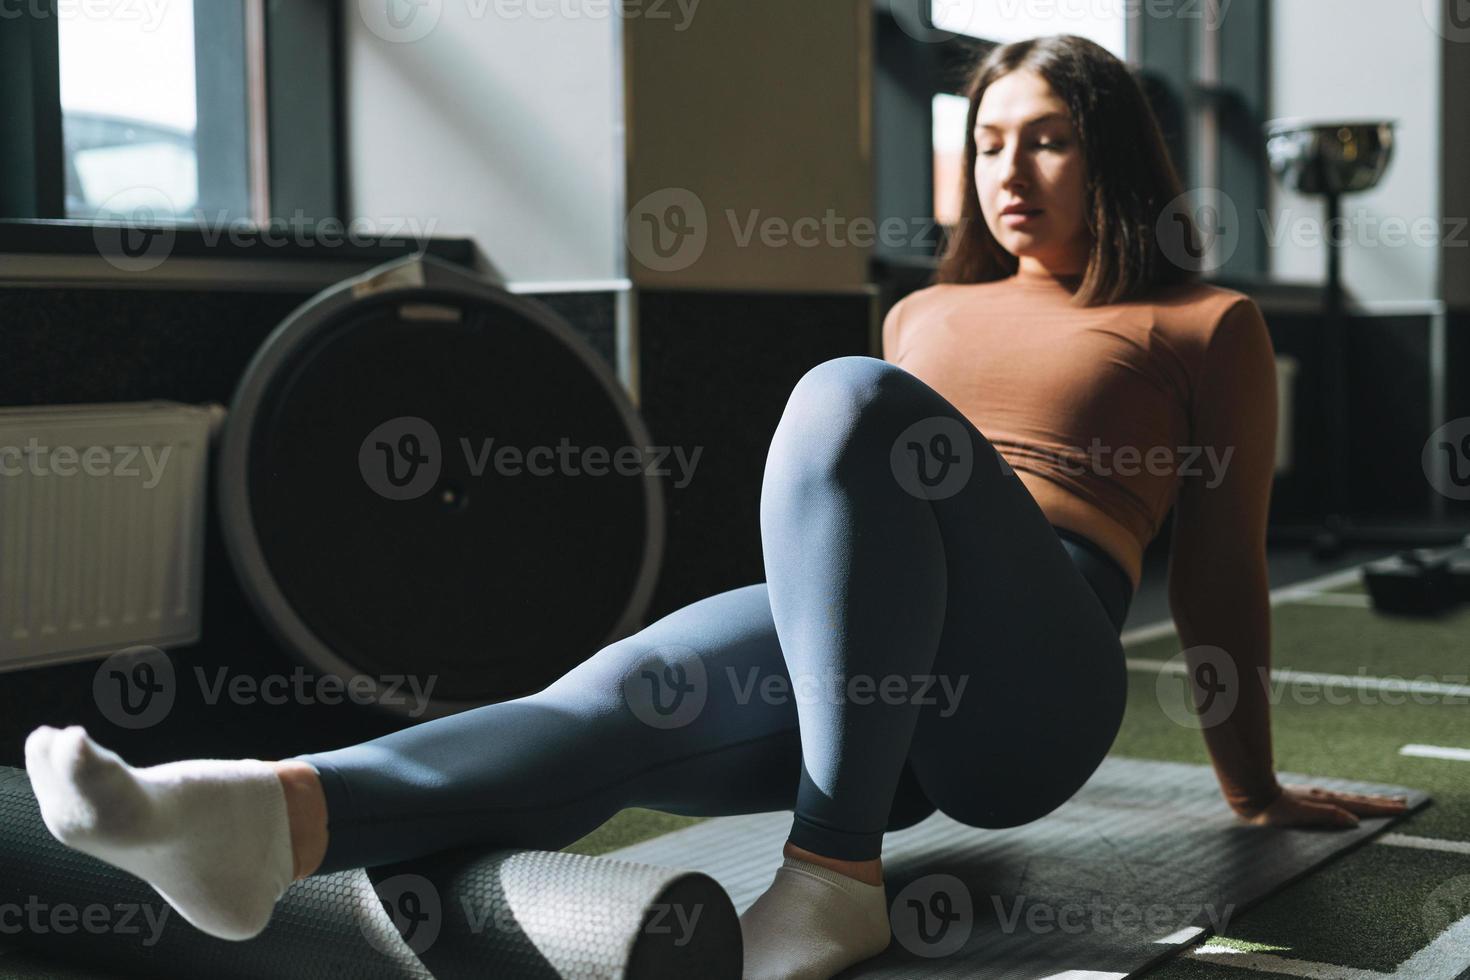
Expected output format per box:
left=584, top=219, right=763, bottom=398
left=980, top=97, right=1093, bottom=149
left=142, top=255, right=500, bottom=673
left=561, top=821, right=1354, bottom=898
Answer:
left=1128, top=562, right=1470, bottom=980
left=1153, top=925, right=1207, bottom=945
left=1266, top=566, right=1369, bottom=603
left=1401, top=744, right=1470, bottom=762
left=1121, top=565, right=1368, bottom=649
left=1184, top=909, right=1470, bottom=980
left=1375, top=834, right=1470, bottom=856
left=1390, top=910, right=1470, bottom=979
left=1286, top=593, right=1374, bottom=608
left=1125, top=659, right=1470, bottom=700
left=1185, top=945, right=1389, bottom=979
left=1119, top=619, right=1180, bottom=647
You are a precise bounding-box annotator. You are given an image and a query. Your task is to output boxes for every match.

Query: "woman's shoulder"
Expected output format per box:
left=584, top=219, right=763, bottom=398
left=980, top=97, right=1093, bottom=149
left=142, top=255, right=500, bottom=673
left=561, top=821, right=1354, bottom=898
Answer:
left=1144, top=282, right=1274, bottom=386
left=886, top=283, right=959, bottom=332
left=894, top=282, right=970, bottom=308
left=1145, top=280, right=1266, bottom=347
left=1147, top=279, right=1258, bottom=316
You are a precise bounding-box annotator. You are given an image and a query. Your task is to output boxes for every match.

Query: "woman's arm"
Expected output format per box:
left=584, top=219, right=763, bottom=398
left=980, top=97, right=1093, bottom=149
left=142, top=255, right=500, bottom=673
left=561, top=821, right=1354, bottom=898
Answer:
left=1165, top=298, right=1284, bottom=815
left=1167, top=299, right=1412, bottom=828
left=880, top=295, right=910, bottom=364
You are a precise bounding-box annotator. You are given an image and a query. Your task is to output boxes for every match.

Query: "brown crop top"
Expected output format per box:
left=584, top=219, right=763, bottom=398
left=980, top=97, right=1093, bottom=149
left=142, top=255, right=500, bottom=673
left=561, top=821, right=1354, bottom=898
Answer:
left=881, top=263, right=1285, bottom=815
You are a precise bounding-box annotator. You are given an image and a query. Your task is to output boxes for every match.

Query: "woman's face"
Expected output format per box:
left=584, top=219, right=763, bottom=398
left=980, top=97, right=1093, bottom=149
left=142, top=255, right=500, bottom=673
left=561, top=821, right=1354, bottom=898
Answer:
left=973, top=69, right=1092, bottom=272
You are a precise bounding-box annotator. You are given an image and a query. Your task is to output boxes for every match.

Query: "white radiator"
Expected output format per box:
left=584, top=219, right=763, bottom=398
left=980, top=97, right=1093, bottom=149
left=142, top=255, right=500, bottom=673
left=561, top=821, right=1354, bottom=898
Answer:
left=0, top=402, right=218, bottom=672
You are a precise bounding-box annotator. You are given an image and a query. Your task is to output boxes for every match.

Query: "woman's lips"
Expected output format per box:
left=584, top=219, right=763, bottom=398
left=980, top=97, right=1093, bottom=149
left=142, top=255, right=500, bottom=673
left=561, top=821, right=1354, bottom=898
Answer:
left=1001, top=209, right=1043, bottom=225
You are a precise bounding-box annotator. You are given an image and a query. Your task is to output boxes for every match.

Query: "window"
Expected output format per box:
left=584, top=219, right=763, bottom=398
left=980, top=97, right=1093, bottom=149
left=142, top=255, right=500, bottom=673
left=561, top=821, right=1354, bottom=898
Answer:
left=1, top=1, right=341, bottom=230
left=931, top=1, right=1128, bottom=59
left=59, top=2, right=202, bottom=221
left=933, top=92, right=969, bottom=227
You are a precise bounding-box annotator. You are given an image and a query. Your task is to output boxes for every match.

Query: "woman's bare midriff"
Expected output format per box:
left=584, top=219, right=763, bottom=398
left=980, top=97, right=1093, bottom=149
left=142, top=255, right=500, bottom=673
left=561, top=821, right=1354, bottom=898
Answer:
left=1015, top=471, right=1144, bottom=594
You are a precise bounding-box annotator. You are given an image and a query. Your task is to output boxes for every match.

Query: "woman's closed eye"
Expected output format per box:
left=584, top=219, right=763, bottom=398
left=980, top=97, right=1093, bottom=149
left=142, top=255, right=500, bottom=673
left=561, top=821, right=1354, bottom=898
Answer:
left=979, top=140, right=1067, bottom=156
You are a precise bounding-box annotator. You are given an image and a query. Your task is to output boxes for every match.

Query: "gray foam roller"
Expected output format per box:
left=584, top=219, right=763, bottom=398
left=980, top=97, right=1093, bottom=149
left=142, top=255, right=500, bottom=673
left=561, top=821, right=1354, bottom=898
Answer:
left=0, top=767, right=741, bottom=978
left=368, top=848, right=741, bottom=979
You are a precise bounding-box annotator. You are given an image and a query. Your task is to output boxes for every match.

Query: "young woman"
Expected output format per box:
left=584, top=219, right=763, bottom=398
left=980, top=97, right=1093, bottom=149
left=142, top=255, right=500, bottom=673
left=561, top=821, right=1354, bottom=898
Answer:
left=25, top=33, right=1407, bottom=980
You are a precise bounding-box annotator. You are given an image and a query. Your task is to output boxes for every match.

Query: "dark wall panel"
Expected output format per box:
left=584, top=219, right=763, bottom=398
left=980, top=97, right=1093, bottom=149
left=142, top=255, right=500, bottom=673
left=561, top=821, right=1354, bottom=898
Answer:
left=1442, top=311, right=1470, bottom=520
left=636, top=288, right=873, bottom=620
left=1269, top=311, right=1442, bottom=522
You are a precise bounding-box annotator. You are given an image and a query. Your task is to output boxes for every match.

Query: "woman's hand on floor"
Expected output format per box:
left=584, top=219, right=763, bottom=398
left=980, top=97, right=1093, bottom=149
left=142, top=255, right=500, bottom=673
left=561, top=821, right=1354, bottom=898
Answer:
left=1235, top=783, right=1409, bottom=828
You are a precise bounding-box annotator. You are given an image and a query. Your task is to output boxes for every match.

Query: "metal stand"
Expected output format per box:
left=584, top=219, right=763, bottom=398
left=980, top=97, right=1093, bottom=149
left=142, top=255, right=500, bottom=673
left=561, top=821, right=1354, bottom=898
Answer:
left=1298, top=189, right=1465, bottom=559
left=1261, top=120, right=1469, bottom=558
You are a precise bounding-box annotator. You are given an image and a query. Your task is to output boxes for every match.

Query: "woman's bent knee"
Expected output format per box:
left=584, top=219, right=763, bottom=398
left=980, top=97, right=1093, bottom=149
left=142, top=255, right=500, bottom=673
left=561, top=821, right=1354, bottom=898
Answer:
left=771, top=357, right=933, bottom=475
left=786, top=356, right=920, bottom=419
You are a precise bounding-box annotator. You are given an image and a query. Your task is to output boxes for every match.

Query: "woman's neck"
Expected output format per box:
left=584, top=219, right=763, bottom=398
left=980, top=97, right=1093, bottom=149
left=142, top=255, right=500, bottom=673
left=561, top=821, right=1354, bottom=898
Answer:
left=1010, top=261, right=1084, bottom=290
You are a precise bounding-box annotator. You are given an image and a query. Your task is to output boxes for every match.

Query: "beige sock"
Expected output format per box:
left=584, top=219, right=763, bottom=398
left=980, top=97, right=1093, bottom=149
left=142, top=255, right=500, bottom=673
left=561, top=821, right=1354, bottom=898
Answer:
left=738, top=856, right=891, bottom=980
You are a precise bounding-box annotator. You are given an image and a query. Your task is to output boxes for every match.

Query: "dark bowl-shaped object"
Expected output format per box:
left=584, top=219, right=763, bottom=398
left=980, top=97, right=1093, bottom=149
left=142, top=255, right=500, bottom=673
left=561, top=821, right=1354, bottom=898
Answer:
left=1264, top=118, right=1395, bottom=195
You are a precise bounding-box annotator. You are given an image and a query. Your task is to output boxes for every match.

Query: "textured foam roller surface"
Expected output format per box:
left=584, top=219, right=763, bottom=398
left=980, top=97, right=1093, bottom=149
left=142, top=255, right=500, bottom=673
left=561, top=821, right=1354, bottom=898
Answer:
left=0, top=768, right=741, bottom=979
left=609, top=756, right=1431, bottom=979
left=367, top=848, right=740, bottom=979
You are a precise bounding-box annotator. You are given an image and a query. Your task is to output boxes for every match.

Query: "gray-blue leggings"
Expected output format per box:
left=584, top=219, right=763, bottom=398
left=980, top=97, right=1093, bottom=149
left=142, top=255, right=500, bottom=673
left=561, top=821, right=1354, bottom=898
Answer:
left=291, top=355, right=1133, bottom=871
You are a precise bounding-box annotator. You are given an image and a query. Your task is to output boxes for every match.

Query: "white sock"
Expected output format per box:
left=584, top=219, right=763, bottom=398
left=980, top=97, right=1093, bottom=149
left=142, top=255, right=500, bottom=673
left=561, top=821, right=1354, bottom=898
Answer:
left=23, top=724, right=296, bottom=942
left=738, top=856, right=892, bottom=980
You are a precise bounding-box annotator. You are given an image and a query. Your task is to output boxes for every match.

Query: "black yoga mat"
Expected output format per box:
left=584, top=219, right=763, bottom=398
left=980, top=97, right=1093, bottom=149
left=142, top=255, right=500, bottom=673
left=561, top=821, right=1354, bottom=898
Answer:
left=610, top=756, right=1431, bottom=979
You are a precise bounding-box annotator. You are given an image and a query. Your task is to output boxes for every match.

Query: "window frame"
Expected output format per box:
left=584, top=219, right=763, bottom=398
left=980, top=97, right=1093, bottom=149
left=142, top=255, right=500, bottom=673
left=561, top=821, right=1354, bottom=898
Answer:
left=1136, top=0, right=1271, bottom=280
left=0, top=5, right=64, bottom=219
left=0, top=0, right=345, bottom=229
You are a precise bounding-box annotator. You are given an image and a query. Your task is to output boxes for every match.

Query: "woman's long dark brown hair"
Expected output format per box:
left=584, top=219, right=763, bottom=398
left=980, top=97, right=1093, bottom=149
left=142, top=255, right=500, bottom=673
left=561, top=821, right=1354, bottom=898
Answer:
left=936, top=33, right=1201, bottom=306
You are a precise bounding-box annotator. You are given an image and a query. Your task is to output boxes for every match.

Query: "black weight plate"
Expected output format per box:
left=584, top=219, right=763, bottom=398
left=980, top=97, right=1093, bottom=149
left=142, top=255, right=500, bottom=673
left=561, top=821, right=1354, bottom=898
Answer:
left=220, top=257, right=662, bottom=716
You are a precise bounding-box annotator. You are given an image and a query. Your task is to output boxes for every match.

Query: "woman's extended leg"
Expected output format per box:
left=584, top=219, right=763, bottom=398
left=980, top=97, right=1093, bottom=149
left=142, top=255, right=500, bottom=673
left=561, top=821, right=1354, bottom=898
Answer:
left=284, top=581, right=937, bottom=877
left=23, top=579, right=939, bottom=943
